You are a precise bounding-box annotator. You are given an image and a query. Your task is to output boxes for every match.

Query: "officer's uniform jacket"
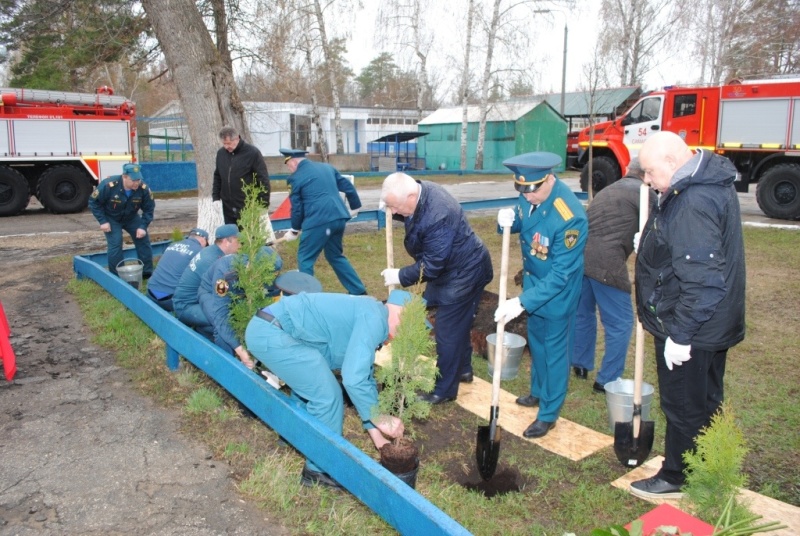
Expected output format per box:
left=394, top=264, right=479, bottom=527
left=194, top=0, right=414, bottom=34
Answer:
left=288, top=159, right=361, bottom=231
left=147, top=237, right=205, bottom=297
left=88, top=175, right=155, bottom=227
left=508, top=178, right=588, bottom=318
left=171, top=244, right=225, bottom=316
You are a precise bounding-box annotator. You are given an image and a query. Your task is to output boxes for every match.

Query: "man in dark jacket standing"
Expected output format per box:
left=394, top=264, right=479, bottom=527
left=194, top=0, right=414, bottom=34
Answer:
left=631, top=131, right=745, bottom=499
left=279, top=148, right=366, bottom=295
left=212, top=126, right=270, bottom=226
left=571, top=158, right=656, bottom=393
left=380, top=172, right=493, bottom=404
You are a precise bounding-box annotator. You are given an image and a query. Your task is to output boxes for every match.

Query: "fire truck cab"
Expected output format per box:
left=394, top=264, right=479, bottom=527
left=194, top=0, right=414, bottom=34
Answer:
left=577, top=78, right=800, bottom=220
left=0, top=86, right=136, bottom=217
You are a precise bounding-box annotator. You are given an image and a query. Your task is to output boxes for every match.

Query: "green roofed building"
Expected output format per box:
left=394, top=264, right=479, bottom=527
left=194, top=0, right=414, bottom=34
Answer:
left=417, top=99, right=565, bottom=172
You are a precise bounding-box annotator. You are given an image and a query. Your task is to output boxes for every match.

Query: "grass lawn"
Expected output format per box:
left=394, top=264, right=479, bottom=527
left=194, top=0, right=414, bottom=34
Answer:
left=68, top=220, right=800, bottom=535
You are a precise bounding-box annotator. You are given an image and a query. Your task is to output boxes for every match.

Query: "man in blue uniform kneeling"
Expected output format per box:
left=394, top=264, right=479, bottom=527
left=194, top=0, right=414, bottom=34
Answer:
left=147, top=228, right=209, bottom=311
left=244, top=289, right=411, bottom=489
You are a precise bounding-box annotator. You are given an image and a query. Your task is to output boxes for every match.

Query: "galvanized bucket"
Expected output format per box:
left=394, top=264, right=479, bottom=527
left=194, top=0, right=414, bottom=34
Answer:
left=116, top=259, right=144, bottom=290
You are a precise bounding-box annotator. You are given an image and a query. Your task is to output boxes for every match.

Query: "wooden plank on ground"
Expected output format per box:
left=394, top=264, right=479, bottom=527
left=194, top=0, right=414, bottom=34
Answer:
left=376, top=345, right=612, bottom=461
left=612, top=456, right=800, bottom=535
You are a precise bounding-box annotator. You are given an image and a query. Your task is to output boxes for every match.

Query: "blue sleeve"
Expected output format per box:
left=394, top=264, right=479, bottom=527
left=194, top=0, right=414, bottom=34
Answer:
left=140, top=186, right=155, bottom=227
left=336, top=170, right=361, bottom=210
left=289, top=181, right=304, bottom=230
left=88, top=181, right=109, bottom=224
left=399, top=219, right=455, bottom=285
left=340, top=309, right=386, bottom=429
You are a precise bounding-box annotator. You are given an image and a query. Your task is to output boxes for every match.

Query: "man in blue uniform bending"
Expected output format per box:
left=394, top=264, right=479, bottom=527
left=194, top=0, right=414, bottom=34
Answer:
left=147, top=228, right=209, bottom=312
left=278, top=148, right=366, bottom=295
left=88, top=163, right=155, bottom=277
left=244, top=289, right=410, bottom=489
left=494, top=152, right=588, bottom=438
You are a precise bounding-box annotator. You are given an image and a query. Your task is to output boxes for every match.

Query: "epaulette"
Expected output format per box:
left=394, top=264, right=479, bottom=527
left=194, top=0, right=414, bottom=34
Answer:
left=554, top=198, right=574, bottom=221
left=142, top=183, right=148, bottom=190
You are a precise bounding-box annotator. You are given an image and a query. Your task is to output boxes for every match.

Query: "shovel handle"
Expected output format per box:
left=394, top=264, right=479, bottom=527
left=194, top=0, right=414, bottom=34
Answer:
left=385, top=207, right=395, bottom=293
left=633, top=183, right=650, bottom=439
left=491, top=225, right=512, bottom=407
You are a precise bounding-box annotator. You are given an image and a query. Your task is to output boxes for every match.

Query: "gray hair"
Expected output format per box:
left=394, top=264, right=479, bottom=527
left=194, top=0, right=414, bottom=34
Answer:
left=626, top=157, right=644, bottom=179
left=380, top=172, right=417, bottom=203
left=218, top=126, right=238, bottom=140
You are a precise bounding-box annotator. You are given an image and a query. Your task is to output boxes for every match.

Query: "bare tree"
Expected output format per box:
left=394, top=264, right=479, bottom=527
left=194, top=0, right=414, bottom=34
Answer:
left=459, top=0, right=476, bottom=170
left=141, top=0, right=249, bottom=233
left=474, top=0, right=502, bottom=170
left=598, top=0, right=689, bottom=86
left=578, top=49, right=612, bottom=201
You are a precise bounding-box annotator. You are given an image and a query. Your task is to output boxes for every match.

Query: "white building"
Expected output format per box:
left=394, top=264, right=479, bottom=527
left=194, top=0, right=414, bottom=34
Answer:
left=143, top=100, right=432, bottom=156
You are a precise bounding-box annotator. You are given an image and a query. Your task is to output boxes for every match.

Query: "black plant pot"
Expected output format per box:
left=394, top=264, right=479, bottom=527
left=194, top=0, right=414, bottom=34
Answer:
left=385, top=458, right=419, bottom=488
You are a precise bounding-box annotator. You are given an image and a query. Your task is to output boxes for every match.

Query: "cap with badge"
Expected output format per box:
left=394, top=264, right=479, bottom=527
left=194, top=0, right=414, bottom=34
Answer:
left=215, top=223, right=239, bottom=240
left=122, top=163, right=144, bottom=181
left=189, top=228, right=209, bottom=241
left=503, top=152, right=561, bottom=193
left=279, top=147, right=309, bottom=164
left=274, top=271, right=322, bottom=295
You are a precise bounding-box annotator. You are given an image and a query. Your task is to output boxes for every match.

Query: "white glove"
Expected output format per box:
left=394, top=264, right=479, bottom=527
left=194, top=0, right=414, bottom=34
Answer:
left=378, top=200, right=386, bottom=211
left=664, top=337, right=692, bottom=371
left=212, top=199, right=222, bottom=214
left=350, top=208, right=360, bottom=218
left=381, top=268, right=401, bottom=287
left=633, top=232, right=641, bottom=253
left=497, top=208, right=515, bottom=228
left=283, top=229, right=300, bottom=242
left=494, top=297, right=524, bottom=323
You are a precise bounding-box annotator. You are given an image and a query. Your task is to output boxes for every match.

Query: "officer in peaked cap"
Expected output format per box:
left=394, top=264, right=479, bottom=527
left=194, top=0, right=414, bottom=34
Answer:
left=277, top=146, right=367, bottom=296
left=493, top=151, right=588, bottom=439
left=88, top=162, right=155, bottom=278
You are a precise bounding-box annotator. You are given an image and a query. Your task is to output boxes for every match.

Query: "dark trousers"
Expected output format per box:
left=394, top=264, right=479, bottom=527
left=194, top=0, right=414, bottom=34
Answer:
left=654, top=337, right=727, bottom=484
left=105, top=218, right=153, bottom=276
left=222, top=203, right=241, bottom=226
left=431, top=286, right=483, bottom=399
left=146, top=289, right=174, bottom=312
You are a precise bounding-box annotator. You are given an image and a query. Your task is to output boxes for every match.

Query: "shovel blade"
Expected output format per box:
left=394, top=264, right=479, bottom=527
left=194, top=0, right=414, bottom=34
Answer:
left=476, top=424, right=501, bottom=481
left=613, top=420, right=655, bottom=468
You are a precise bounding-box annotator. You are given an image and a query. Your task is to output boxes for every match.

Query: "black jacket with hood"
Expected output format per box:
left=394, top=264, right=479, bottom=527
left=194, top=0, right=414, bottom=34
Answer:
left=635, top=150, right=746, bottom=351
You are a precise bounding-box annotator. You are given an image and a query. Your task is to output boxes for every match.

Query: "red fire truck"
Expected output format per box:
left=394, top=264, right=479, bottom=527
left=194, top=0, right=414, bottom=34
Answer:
left=576, top=78, right=800, bottom=220
left=0, top=86, right=136, bottom=216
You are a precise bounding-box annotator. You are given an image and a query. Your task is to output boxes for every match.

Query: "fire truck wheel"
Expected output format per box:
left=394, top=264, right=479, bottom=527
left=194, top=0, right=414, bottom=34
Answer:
left=0, top=165, right=30, bottom=217
left=37, top=165, right=93, bottom=214
left=579, top=156, right=621, bottom=194
left=756, top=163, right=800, bottom=221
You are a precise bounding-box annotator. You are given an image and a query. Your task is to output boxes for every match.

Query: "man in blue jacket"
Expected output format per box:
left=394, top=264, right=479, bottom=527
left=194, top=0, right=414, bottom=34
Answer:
left=380, top=172, right=493, bottom=404
left=278, top=148, right=366, bottom=295
left=146, top=228, right=208, bottom=311
left=244, top=290, right=409, bottom=489
left=172, top=224, right=241, bottom=339
left=88, top=163, right=155, bottom=277
left=494, top=152, right=588, bottom=438
left=630, top=132, right=745, bottom=499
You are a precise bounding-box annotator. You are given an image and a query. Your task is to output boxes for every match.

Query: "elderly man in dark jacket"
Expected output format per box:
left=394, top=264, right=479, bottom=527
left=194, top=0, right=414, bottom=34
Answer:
left=571, top=158, right=657, bottom=393
left=380, top=172, right=493, bottom=404
left=630, top=131, right=746, bottom=500
left=212, top=126, right=270, bottom=226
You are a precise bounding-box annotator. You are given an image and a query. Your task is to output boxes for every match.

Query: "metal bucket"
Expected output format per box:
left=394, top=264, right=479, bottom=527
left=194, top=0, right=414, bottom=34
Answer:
left=116, top=259, right=144, bottom=290
left=486, top=332, right=527, bottom=380
left=604, top=378, right=655, bottom=433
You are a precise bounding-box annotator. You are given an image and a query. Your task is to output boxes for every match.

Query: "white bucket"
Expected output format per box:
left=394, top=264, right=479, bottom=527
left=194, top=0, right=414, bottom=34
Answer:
left=117, top=259, right=144, bottom=290
left=604, top=378, right=655, bottom=433
left=486, top=332, right=527, bottom=380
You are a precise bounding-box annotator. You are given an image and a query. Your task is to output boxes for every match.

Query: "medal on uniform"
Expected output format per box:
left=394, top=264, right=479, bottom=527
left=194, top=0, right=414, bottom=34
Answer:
left=530, top=233, right=549, bottom=260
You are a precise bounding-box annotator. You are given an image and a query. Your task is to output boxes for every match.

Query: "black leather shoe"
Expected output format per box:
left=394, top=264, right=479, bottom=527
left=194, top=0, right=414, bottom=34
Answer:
left=300, top=466, right=343, bottom=490
left=573, top=366, right=588, bottom=379
left=515, top=394, right=540, bottom=407
left=592, top=381, right=606, bottom=393
left=459, top=371, right=474, bottom=383
left=630, top=476, right=684, bottom=499
left=523, top=419, right=556, bottom=438
left=417, top=392, right=456, bottom=405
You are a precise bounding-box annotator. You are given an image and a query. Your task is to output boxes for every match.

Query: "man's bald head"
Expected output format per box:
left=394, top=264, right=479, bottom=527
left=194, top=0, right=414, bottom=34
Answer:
left=638, top=132, right=694, bottom=193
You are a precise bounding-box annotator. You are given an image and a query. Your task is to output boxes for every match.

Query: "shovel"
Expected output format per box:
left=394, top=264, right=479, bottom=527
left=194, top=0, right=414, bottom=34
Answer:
left=613, top=184, right=655, bottom=467
left=476, top=223, right=511, bottom=480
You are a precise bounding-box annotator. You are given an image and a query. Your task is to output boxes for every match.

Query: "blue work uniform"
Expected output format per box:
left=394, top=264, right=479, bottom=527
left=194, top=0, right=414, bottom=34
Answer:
left=198, top=249, right=282, bottom=354
left=146, top=237, right=205, bottom=312
left=88, top=175, right=155, bottom=276
left=244, top=293, right=387, bottom=473
left=172, top=244, right=225, bottom=339
left=504, top=178, right=588, bottom=422
left=288, top=159, right=366, bottom=295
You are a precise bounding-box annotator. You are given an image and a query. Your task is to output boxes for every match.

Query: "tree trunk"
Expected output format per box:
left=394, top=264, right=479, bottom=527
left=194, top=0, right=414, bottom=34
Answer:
left=141, top=0, right=248, bottom=236
left=459, top=0, right=475, bottom=171
left=312, top=0, right=344, bottom=155
left=475, top=0, right=501, bottom=171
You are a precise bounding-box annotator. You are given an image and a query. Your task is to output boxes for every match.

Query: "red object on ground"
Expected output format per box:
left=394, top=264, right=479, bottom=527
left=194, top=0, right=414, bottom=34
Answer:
left=271, top=197, right=292, bottom=220
left=0, top=299, right=17, bottom=381
left=627, top=503, right=715, bottom=536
